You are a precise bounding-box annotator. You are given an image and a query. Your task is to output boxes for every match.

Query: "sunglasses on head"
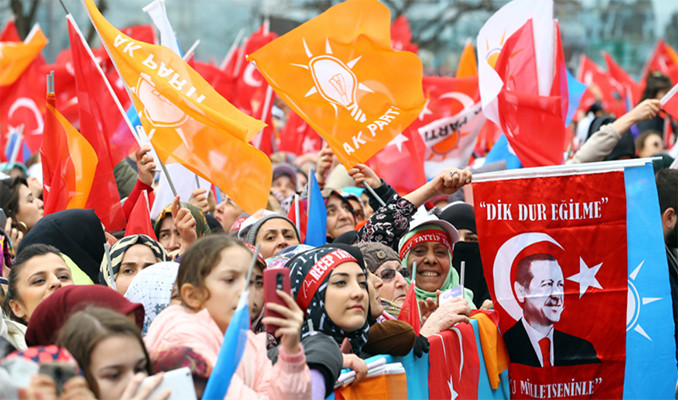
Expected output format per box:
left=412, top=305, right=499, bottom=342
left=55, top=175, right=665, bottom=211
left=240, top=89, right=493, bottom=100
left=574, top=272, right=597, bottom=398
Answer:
left=377, top=268, right=410, bottom=281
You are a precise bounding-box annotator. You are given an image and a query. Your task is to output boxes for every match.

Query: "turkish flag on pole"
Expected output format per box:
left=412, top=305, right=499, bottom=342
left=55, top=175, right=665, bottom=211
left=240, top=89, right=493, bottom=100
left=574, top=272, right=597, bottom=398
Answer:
left=576, top=54, right=627, bottom=118
left=603, top=52, right=641, bottom=108
left=279, top=109, right=323, bottom=156
left=68, top=16, right=134, bottom=231
left=641, top=39, right=678, bottom=86
left=125, top=192, right=156, bottom=239
left=428, top=324, right=481, bottom=399
left=493, top=20, right=567, bottom=167
left=397, top=281, right=421, bottom=335
left=660, top=82, right=678, bottom=120
left=366, top=128, right=427, bottom=195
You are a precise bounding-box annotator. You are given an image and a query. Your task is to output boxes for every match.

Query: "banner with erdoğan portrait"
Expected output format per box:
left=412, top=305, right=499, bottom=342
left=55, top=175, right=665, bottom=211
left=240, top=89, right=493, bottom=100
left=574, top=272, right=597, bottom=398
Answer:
left=473, top=161, right=677, bottom=399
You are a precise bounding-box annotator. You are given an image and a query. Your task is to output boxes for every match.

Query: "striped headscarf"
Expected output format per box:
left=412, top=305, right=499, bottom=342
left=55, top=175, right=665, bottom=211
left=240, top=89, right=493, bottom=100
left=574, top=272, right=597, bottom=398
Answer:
left=99, top=234, right=170, bottom=288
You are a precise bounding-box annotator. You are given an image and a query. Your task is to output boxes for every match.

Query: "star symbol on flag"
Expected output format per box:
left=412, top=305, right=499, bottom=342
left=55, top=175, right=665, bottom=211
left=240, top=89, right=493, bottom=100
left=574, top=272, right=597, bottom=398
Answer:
left=566, top=258, right=603, bottom=298
left=447, top=377, right=458, bottom=400
left=418, top=98, right=432, bottom=121
left=301, top=136, right=317, bottom=154
left=387, top=134, right=409, bottom=153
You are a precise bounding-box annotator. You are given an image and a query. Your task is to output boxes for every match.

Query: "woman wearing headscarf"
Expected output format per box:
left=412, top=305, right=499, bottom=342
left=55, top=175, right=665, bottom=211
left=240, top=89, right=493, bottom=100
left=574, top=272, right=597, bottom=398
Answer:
left=153, top=198, right=209, bottom=255
left=0, top=176, right=44, bottom=248
left=99, top=234, right=170, bottom=295
left=287, top=243, right=371, bottom=384
left=17, top=209, right=107, bottom=283
left=24, top=285, right=144, bottom=347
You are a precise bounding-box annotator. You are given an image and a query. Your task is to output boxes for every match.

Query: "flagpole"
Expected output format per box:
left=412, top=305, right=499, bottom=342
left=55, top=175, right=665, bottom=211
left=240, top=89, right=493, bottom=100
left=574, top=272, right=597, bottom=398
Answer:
left=9, top=125, right=24, bottom=164
left=220, top=29, right=245, bottom=70
left=363, top=182, right=386, bottom=207
left=183, top=39, right=200, bottom=60
left=293, top=193, right=300, bottom=234
left=257, top=85, right=276, bottom=152
left=136, top=125, right=178, bottom=198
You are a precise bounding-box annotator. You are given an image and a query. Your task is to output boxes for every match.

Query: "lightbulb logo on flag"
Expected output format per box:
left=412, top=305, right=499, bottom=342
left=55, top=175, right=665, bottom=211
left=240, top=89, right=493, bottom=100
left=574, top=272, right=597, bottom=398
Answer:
left=132, top=72, right=189, bottom=130
left=294, top=38, right=372, bottom=124
left=248, top=0, right=425, bottom=168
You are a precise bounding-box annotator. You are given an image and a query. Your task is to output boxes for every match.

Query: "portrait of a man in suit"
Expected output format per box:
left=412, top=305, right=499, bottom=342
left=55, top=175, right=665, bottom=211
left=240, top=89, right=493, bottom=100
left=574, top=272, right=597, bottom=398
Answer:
left=502, top=254, right=600, bottom=367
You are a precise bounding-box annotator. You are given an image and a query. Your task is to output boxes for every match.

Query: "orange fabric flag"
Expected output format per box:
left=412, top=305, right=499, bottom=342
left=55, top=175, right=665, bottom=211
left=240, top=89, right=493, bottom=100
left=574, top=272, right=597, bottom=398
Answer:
left=248, top=0, right=425, bottom=168
left=42, top=93, right=98, bottom=214
left=0, top=24, right=47, bottom=86
left=82, top=0, right=271, bottom=214
left=456, top=39, right=477, bottom=78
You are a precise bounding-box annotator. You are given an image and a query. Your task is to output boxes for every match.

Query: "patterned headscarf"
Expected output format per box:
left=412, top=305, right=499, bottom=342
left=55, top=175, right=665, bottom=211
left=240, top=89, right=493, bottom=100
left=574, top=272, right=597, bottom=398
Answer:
left=99, top=234, right=170, bottom=288
left=124, top=262, right=180, bottom=335
left=287, top=244, right=370, bottom=354
left=153, top=202, right=210, bottom=239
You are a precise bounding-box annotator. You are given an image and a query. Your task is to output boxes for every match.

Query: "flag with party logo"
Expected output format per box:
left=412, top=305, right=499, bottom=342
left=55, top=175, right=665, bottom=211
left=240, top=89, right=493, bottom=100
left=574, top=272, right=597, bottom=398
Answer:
left=82, top=0, right=271, bottom=214
left=473, top=160, right=676, bottom=399
left=248, top=0, right=425, bottom=168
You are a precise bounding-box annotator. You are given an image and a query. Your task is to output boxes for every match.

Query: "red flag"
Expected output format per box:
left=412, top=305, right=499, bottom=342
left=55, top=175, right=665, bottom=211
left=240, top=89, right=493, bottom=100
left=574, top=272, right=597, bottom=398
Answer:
left=577, top=55, right=627, bottom=118
left=604, top=52, right=641, bottom=109
left=0, top=44, right=45, bottom=161
left=390, top=16, right=419, bottom=54
left=641, top=39, right=678, bottom=86
left=125, top=192, right=156, bottom=239
left=0, top=19, right=20, bottom=41
left=287, top=197, right=307, bottom=244
left=494, top=20, right=567, bottom=167
left=42, top=92, right=98, bottom=214
left=279, top=109, right=323, bottom=156
left=68, top=16, right=133, bottom=231
left=397, top=281, right=421, bottom=335
left=427, top=324, right=481, bottom=399
left=473, top=170, right=628, bottom=398
left=367, top=128, right=427, bottom=195
left=660, top=83, right=678, bottom=121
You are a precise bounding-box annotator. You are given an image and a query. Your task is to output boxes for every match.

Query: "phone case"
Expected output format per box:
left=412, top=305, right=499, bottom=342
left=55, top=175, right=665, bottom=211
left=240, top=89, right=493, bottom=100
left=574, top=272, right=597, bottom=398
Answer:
left=263, top=268, right=291, bottom=335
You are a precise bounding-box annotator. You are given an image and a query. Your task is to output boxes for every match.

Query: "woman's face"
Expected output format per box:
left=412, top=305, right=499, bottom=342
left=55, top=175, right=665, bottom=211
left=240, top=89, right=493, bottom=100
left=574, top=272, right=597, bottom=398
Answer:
left=15, top=184, right=43, bottom=231
left=326, top=195, right=355, bottom=239
left=115, top=244, right=158, bottom=295
left=9, top=253, right=73, bottom=321
left=157, top=217, right=181, bottom=253
left=214, top=195, right=243, bottom=232
left=202, top=246, right=251, bottom=333
left=255, top=218, right=299, bottom=259
left=271, top=175, right=296, bottom=200
left=89, top=334, right=148, bottom=400
left=248, top=265, right=264, bottom=321
left=407, top=242, right=451, bottom=293
left=374, top=260, right=409, bottom=306
left=324, top=262, right=368, bottom=332
left=367, top=272, right=384, bottom=319
left=639, top=133, right=664, bottom=158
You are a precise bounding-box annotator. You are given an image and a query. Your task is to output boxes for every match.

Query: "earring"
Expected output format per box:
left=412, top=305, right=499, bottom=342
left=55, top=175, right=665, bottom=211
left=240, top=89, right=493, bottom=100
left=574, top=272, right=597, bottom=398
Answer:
left=16, top=312, right=23, bottom=317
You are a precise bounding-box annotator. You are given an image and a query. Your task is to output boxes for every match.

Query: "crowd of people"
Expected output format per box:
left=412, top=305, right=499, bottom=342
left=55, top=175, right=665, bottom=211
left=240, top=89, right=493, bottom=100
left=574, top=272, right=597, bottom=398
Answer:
left=0, top=44, right=676, bottom=398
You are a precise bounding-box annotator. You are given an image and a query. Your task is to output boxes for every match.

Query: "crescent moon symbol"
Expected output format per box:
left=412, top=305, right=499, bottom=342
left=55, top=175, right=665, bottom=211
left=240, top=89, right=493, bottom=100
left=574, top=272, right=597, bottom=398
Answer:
left=243, top=63, right=263, bottom=88
left=8, top=97, right=44, bottom=136
left=439, top=91, right=475, bottom=109
left=493, top=232, right=563, bottom=322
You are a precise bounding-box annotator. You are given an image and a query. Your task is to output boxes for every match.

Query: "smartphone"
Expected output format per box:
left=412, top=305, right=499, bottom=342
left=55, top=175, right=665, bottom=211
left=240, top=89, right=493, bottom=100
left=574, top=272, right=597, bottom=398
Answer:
left=263, top=268, right=291, bottom=335
left=0, top=208, right=7, bottom=231
left=38, top=363, right=78, bottom=395
left=141, top=367, right=196, bottom=400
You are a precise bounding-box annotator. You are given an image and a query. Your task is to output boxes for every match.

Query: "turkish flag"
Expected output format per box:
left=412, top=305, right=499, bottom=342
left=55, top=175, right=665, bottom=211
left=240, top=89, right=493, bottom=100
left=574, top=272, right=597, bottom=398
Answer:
left=473, top=170, right=628, bottom=398
left=397, top=282, right=420, bottom=335
left=641, top=39, right=678, bottom=87
left=125, top=192, right=156, bottom=240
left=279, top=109, right=323, bottom=156
left=390, top=15, right=419, bottom=54
left=604, top=52, right=641, bottom=109
left=68, top=16, right=132, bottom=231
left=366, top=127, right=427, bottom=195
left=428, top=324, right=481, bottom=399
left=576, top=55, right=627, bottom=118
left=494, top=20, right=567, bottom=167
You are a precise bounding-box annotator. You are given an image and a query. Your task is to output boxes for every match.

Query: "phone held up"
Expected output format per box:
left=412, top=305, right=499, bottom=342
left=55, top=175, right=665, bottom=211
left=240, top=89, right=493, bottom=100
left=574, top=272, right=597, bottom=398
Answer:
left=263, top=268, right=291, bottom=335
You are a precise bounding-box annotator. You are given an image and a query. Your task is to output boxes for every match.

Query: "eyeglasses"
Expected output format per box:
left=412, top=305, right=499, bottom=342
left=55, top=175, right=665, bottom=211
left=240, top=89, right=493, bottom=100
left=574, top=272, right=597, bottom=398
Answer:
left=377, top=268, right=410, bottom=282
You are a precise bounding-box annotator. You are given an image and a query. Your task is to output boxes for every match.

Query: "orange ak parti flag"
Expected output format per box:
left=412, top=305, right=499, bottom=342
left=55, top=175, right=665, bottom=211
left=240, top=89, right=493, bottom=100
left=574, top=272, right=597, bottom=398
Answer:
left=248, top=0, right=425, bottom=168
left=42, top=92, right=98, bottom=214
left=0, top=24, right=47, bottom=86
left=82, top=0, right=271, bottom=214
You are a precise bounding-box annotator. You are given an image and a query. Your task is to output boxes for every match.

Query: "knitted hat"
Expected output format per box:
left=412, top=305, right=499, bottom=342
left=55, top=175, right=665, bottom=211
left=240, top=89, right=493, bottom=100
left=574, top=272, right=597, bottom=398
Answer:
left=356, top=242, right=399, bottom=273
left=287, top=244, right=369, bottom=354
left=242, top=213, right=300, bottom=245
